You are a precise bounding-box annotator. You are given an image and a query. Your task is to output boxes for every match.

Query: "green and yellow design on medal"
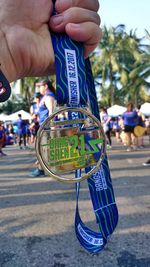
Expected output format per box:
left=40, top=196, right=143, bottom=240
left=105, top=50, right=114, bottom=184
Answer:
left=41, top=134, right=104, bottom=169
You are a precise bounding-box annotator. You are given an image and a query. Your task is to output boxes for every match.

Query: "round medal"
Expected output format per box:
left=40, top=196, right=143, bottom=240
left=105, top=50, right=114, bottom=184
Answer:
left=36, top=107, right=106, bottom=182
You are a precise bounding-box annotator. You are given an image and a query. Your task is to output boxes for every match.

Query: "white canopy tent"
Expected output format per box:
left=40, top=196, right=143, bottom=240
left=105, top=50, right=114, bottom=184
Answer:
left=140, top=102, right=150, bottom=116
left=5, top=110, right=31, bottom=121
left=0, top=113, right=9, bottom=121
left=107, top=104, right=127, bottom=117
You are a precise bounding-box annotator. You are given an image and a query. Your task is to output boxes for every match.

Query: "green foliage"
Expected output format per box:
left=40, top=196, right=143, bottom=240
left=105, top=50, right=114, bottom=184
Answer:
left=91, top=25, right=150, bottom=107
left=0, top=97, right=30, bottom=115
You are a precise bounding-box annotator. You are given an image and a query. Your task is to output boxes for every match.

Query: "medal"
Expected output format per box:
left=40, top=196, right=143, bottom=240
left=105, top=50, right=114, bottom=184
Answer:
left=36, top=106, right=106, bottom=182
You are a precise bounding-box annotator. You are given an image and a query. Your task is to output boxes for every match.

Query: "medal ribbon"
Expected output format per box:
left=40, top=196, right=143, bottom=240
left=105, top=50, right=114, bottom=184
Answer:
left=51, top=26, right=87, bottom=105
left=75, top=60, right=118, bottom=253
left=51, top=1, right=118, bottom=253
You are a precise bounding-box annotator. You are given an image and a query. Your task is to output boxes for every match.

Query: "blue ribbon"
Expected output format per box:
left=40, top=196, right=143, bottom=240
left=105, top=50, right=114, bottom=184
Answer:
left=51, top=2, right=118, bottom=253
left=85, top=58, right=118, bottom=232
left=51, top=33, right=87, bottom=106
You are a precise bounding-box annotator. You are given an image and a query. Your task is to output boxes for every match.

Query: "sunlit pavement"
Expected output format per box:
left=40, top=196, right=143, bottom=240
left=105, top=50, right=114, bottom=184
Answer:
left=0, top=136, right=150, bottom=267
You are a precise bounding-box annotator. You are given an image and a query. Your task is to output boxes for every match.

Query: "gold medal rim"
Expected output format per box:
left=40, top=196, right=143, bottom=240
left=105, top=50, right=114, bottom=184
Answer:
left=36, top=107, right=106, bottom=183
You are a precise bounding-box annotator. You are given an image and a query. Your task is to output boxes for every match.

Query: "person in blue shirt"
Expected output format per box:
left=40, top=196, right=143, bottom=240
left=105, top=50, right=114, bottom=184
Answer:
left=36, top=79, right=56, bottom=125
left=6, top=133, right=14, bottom=145
left=30, top=79, right=56, bottom=177
left=122, top=102, right=138, bottom=151
left=0, top=123, right=7, bottom=156
left=17, top=114, right=27, bottom=149
left=30, top=92, right=41, bottom=117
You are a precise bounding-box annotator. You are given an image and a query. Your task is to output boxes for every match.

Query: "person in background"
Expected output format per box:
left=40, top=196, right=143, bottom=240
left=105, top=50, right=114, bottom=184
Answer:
left=30, top=92, right=41, bottom=117
left=36, top=79, right=56, bottom=125
left=7, top=124, right=15, bottom=145
left=136, top=104, right=145, bottom=148
left=30, top=92, right=41, bottom=143
left=8, top=124, right=14, bottom=136
left=100, top=107, right=112, bottom=149
left=0, top=122, right=7, bottom=156
left=122, top=102, right=138, bottom=152
left=25, top=120, right=31, bottom=146
left=30, top=114, right=40, bottom=144
left=13, top=124, right=18, bottom=144
left=5, top=132, right=14, bottom=145
left=16, top=114, right=27, bottom=150
left=30, top=79, right=56, bottom=177
left=112, top=117, right=121, bottom=142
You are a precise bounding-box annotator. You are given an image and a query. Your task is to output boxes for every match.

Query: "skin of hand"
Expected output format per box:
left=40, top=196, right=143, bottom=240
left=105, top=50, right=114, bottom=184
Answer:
left=0, top=0, right=102, bottom=82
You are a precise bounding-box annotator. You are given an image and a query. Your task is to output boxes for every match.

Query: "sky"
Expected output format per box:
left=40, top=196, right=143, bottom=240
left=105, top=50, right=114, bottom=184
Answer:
left=99, top=0, right=149, bottom=37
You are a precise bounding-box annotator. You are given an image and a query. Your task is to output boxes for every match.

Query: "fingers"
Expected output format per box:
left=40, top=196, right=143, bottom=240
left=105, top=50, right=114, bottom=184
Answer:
left=65, top=22, right=102, bottom=58
left=49, top=0, right=101, bottom=57
left=55, top=0, right=100, bottom=12
left=50, top=7, right=100, bottom=31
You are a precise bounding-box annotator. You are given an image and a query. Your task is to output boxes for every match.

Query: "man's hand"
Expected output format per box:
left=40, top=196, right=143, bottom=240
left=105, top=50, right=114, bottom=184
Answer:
left=0, top=0, right=54, bottom=81
left=50, top=0, right=101, bottom=58
left=0, top=0, right=102, bottom=82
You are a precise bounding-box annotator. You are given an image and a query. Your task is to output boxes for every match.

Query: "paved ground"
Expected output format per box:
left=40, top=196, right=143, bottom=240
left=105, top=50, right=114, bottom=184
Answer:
left=0, top=136, right=150, bottom=267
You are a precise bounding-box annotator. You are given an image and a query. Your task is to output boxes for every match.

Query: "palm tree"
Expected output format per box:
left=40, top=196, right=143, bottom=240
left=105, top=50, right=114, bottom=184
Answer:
left=91, top=24, right=127, bottom=107
left=91, top=26, right=150, bottom=107
left=11, top=77, right=37, bottom=107
left=119, top=29, right=150, bottom=106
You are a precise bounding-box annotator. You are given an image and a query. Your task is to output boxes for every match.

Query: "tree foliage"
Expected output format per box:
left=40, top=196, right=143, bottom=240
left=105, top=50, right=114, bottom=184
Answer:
left=91, top=25, right=150, bottom=107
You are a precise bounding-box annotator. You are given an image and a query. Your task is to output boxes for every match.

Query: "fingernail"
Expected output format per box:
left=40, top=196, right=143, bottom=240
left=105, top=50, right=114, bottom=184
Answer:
left=69, top=23, right=80, bottom=29
left=52, top=15, right=63, bottom=25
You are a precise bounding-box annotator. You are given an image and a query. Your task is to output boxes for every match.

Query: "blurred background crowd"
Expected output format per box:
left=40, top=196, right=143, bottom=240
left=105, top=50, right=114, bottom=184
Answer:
left=0, top=98, right=150, bottom=156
